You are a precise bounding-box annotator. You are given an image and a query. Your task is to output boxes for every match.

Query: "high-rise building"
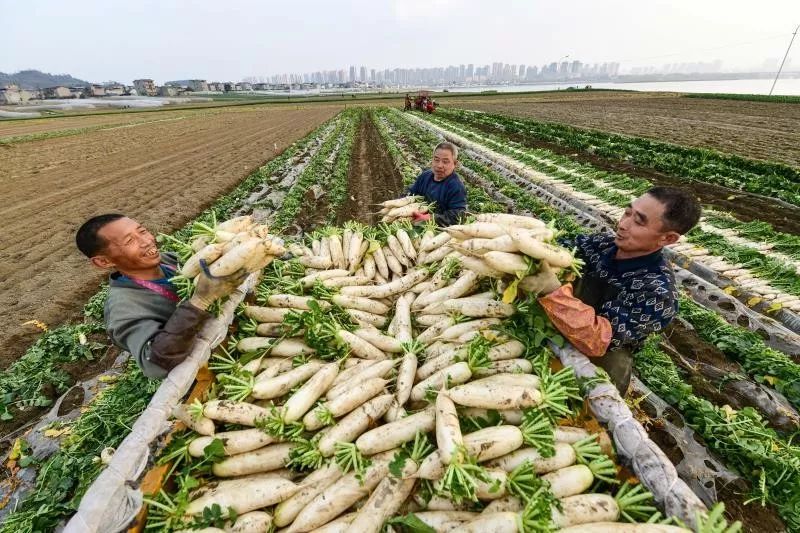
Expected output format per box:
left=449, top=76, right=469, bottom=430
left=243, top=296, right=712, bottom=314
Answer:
left=349, top=66, right=356, bottom=82
left=518, top=64, right=526, bottom=79
left=360, top=66, right=367, bottom=82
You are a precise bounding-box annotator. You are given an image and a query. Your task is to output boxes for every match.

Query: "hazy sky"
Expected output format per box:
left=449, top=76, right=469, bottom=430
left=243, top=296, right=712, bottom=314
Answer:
left=3, top=0, right=799, bottom=83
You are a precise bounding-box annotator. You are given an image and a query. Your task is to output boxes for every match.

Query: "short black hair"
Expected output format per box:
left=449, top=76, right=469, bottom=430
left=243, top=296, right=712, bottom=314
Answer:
left=76, top=214, right=125, bottom=257
left=646, top=186, right=701, bottom=234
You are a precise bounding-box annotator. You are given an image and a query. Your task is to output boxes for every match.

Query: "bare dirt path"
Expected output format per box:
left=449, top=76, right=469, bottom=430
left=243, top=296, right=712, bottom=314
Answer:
left=0, top=105, right=338, bottom=368
left=448, top=92, right=800, bottom=168
left=339, top=111, right=405, bottom=225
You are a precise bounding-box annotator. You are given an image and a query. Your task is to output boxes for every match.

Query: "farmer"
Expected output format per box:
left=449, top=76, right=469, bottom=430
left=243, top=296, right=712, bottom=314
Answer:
left=75, top=214, right=246, bottom=379
left=536, top=186, right=701, bottom=394
left=404, top=141, right=467, bottom=227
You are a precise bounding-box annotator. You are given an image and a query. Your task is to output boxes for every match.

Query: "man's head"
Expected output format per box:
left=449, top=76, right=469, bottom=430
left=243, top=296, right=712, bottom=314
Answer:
left=615, top=186, right=701, bottom=257
left=431, top=141, right=458, bottom=180
left=76, top=214, right=161, bottom=272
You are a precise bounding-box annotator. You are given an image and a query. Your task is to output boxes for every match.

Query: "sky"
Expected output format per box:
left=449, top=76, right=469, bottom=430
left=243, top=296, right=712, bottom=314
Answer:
left=3, top=0, right=799, bottom=84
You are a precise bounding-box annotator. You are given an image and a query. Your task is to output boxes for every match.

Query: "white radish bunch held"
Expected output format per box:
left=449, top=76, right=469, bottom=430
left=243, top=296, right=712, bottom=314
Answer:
left=164, top=214, right=287, bottom=299
left=147, top=215, right=738, bottom=533
left=378, top=195, right=433, bottom=223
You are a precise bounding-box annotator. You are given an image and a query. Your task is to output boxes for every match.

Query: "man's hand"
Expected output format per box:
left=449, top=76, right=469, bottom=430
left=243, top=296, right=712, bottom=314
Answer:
left=189, top=267, right=249, bottom=310
left=411, top=211, right=432, bottom=223
left=519, top=266, right=561, bottom=295
left=538, top=283, right=612, bottom=357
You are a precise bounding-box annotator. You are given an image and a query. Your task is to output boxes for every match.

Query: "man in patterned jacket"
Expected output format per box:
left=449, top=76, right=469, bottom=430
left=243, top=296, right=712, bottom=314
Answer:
left=539, top=186, right=702, bottom=394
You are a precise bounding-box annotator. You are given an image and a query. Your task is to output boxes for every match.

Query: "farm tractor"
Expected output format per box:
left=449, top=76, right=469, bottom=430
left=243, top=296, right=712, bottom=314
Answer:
left=404, top=90, right=437, bottom=113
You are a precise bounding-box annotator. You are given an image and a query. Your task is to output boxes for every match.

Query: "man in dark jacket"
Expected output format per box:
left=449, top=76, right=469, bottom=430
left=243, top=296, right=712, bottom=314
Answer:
left=405, top=141, right=467, bottom=227
left=76, top=214, right=245, bottom=378
left=537, top=186, right=701, bottom=393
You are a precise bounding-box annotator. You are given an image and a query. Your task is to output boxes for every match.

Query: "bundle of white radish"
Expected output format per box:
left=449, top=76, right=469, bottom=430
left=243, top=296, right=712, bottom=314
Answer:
left=378, top=195, right=431, bottom=223
left=147, top=216, right=725, bottom=533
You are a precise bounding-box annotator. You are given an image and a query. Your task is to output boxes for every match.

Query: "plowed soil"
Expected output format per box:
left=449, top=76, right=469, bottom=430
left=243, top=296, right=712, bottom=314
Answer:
left=0, top=105, right=338, bottom=369
left=448, top=92, right=800, bottom=168
left=339, top=112, right=405, bottom=225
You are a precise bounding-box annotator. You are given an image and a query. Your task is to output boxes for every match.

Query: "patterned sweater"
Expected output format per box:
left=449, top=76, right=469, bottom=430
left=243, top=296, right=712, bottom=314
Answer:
left=563, top=233, right=679, bottom=350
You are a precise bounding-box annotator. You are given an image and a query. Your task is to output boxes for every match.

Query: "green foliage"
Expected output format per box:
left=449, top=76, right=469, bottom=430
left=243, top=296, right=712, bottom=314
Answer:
left=684, top=93, right=800, bottom=104
left=679, top=296, right=800, bottom=411
left=1, top=364, right=159, bottom=533
left=440, top=107, right=800, bottom=207
left=634, top=336, right=800, bottom=529
left=0, top=322, right=106, bottom=420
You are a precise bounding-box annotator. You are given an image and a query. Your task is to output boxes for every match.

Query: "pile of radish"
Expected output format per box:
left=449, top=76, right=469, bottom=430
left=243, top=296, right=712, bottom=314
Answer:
left=166, top=214, right=287, bottom=297
left=150, top=214, right=725, bottom=533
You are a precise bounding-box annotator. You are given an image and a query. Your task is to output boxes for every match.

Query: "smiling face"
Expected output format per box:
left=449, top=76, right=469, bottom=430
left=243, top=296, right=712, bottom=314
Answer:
left=431, top=148, right=457, bottom=180
left=615, top=194, right=681, bottom=258
left=90, top=217, right=160, bottom=272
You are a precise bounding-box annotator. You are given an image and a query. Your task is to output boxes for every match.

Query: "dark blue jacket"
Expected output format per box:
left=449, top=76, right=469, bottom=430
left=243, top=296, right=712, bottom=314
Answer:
left=407, top=169, right=467, bottom=226
left=562, top=233, right=678, bottom=350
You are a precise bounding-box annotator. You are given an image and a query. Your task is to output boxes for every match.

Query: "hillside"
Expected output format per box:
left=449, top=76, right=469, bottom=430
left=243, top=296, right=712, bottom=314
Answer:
left=0, top=69, right=91, bottom=90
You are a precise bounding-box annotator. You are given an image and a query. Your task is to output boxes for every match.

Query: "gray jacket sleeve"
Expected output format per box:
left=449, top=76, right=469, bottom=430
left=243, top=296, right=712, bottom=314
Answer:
left=106, top=292, right=210, bottom=379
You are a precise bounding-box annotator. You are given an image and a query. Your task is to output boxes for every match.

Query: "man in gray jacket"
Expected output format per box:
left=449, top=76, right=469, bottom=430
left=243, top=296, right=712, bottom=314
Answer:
left=76, top=214, right=245, bottom=378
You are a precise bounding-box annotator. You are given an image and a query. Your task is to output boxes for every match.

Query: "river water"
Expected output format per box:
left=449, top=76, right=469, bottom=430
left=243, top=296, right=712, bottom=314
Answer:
left=452, top=78, right=800, bottom=96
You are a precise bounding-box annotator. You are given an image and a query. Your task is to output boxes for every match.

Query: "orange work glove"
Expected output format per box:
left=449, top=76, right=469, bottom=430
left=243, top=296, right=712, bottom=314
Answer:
left=538, top=283, right=612, bottom=357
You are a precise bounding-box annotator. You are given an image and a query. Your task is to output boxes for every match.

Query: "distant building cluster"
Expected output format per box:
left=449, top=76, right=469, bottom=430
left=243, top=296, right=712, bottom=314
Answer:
left=0, top=82, right=128, bottom=104
left=259, top=60, right=622, bottom=87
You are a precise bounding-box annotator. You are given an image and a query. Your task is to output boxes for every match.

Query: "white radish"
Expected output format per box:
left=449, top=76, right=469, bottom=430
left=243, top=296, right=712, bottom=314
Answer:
left=266, top=294, right=328, bottom=310
left=416, top=425, right=524, bottom=479
left=460, top=511, right=518, bottom=533
left=446, top=223, right=508, bottom=240
left=417, top=316, right=457, bottom=345
left=298, top=255, right=333, bottom=269
left=419, top=244, right=454, bottom=265
left=212, top=442, right=293, bottom=477
left=251, top=361, right=323, bottom=400
left=345, top=308, right=387, bottom=327
left=273, top=463, right=343, bottom=527
left=555, top=426, right=591, bottom=444
left=255, top=323, right=285, bottom=337
left=396, top=228, right=417, bottom=259
left=185, top=474, right=298, bottom=516
left=512, top=236, right=574, bottom=268
left=474, top=359, right=534, bottom=377
left=353, top=327, right=403, bottom=353
left=244, top=305, right=295, bottom=323
left=414, top=512, right=479, bottom=530
left=436, top=392, right=463, bottom=465
left=542, top=464, right=595, bottom=498
left=203, top=400, right=270, bottom=426
left=457, top=254, right=505, bottom=278
left=340, top=268, right=430, bottom=298
left=355, top=407, right=436, bottom=455
left=448, top=379, right=542, bottom=410
left=303, top=377, right=388, bottom=430
left=482, top=251, right=529, bottom=276
left=281, top=363, right=339, bottom=422
left=475, top=213, right=546, bottom=229
left=331, top=294, right=390, bottom=315
left=442, top=299, right=515, bottom=318
left=172, top=403, right=215, bottom=436
left=410, top=362, right=473, bottom=402
left=363, top=254, right=377, bottom=279
left=337, top=329, right=387, bottom=359
left=345, top=474, right=417, bottom=533
left=285, top=451, right=395, bottom=533
left=189, top=428, right=273, bottom=458
left=416, top=348, right=462, bottom=381
left=559, top=524, right=690, bottom=532
left=372, top=245, right=390, bottom=279
left=552, top=494, right=620, bottom=528
left=489, top=442, right=577, bottom=474
left=237, top=337, right=315, bottom=356
left=317, top=394, right=394, bottom=456
left=180, top=243, right=225, bottom=277
left=437, top=318, right=503, bottom=342
left=210, top=239, right=263, bottom=276
left=327, top=359, right=395, bottom=400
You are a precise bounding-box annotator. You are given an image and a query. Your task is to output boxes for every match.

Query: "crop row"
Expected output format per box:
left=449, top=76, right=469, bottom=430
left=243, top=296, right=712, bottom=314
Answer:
left=438, top=107, right=800, bottom=208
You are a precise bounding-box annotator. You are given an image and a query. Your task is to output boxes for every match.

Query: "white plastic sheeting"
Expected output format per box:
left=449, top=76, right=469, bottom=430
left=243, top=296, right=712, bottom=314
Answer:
left=552, top=342, right=707, bottom=529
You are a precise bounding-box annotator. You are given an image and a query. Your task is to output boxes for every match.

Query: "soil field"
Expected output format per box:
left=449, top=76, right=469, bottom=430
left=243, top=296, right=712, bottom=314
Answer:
left=0, top=104, right=338, bottom=369
left=0, top=109, right=212, bottom=138
left=339, top=112, right=405, bottom=225
left=446, top=91, right=800, bottom=168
